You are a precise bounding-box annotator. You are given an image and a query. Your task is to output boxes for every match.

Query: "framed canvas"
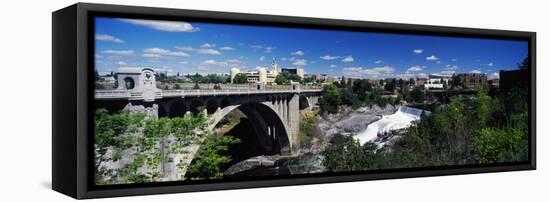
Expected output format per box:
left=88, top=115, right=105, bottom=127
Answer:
left=52, top=3, right=536, bottom=199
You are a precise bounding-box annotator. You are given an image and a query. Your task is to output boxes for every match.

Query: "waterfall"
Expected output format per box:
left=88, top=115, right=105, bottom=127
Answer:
left=354, top=106, right=430, bottom=145
left=399, top=106, right=424, bottom=117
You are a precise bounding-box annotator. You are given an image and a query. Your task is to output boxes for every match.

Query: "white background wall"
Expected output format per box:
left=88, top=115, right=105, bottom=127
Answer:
left=0, top=0, right=547, bottom=201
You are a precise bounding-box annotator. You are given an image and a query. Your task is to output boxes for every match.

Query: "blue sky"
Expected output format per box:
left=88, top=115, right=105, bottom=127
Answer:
left=95, top=17, right=528, bottom=80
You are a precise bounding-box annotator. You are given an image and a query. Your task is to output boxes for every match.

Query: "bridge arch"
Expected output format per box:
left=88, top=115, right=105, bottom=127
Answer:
left=220, top=97, right=231, bottom=108
left=123, top=77, right=135, bottom=90
left=169, top=100, right=186, bottom=117
left=206, top=98, right=220, bottom=114
left=299, top=95, right=310, bottom=110
left=189, top=99, right=205, bottom=115
left=210, top=102, right=291, bottom=155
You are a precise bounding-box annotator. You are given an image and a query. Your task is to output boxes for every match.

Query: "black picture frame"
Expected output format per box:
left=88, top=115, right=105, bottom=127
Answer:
left=52, top=2, right=536, bottom=199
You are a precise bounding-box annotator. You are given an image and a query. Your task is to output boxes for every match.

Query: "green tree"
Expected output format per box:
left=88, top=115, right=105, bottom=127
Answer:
left=471, top=110, right=528, bottom=164
left=275, top=74, right=288, bottom=85
left=186, top=135, right=240, bottom=179
left=475, top=86, right=490, bottom=127
left=384, top=78, right=397, bottom=92
left=287, top=74, right=302, bottom=83
left=322, top=134, right=377, bottom=172
left=352, top=79, right=372, bottom=101
left=340, top=88, right=360, bottom=108
left=94, top=108, right=211, bottom=184
left=233, top=73, right=248, bottom=84
left=319, top=84, right=342, bottom=114
left=409, top=87, right=425, bottom=103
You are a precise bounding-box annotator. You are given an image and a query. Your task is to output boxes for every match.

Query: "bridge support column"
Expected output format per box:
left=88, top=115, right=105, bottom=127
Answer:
left=283, top=98, right=288, bottom=124
left=287, top=94, right=300, bottom=155
left=277, top=99, right=283, bottom=120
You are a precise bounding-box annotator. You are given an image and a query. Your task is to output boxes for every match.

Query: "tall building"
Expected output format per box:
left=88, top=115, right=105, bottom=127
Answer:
left=230, top=58, right=279, bottom=84
left=454, top=73, right=487, bottom=89
left=424, top=74, right=450, bottom=90
left=281, top=67, right=305, bottom=79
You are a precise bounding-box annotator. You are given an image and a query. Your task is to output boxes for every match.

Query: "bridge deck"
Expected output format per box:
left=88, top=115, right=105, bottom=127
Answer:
left=95, top=87, right=323, bottom=100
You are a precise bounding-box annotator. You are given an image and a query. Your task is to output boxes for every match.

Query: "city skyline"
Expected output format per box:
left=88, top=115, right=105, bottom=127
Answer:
left=95, top=17, right=528, bottom=80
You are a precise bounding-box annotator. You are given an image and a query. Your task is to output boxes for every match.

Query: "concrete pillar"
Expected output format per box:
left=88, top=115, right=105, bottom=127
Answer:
left=287, top=94, right=300, bottom=155
left=283, top=98, right=288, bottom=124
left=277, top=99, right=282, bottom=118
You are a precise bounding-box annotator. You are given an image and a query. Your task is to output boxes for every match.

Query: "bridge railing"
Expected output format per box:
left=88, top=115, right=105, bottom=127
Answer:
left=165, top=83, right=323, bottom=90
left=95, top=85, right=323, bottom=100
left=160, top=88, right=322, bottom=97
left=95, top=90, right=132, bottom=98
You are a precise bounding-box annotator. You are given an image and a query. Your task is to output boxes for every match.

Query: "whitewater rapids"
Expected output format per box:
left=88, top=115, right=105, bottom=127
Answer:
left=354, top=106, right=427, bottom=145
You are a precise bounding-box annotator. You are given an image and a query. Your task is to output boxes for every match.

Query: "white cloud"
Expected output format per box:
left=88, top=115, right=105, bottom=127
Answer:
left=441, top=70, right=456, bottom=75
left=375, top=60, right=383, bottom=64
left=101, top=49, right=134, bottom=55
left=488, top=72, right=499, bottom=79
left=373, top=66, right=395, bottom=74
left=394, top=73, right=415, bottom=79
left=119, top=19, right=199, bottom=32
left=470, top=70, right=482, bottom=74
left=445, top=64, right=459, bottom=70
left=143, top=48, right=189, bottom=57
left=175, top=46, right=194, bottom=51
left=342, top=66, right=395, bottom=79
left=196, top=49, right=221, bottom=55
left=451, top=59, right=458, bottom=62
left=115, top=61, right=127, bottom=65
left=179, top=61, right=189, bottom=64
left=250, top=45, right=263, bottom=49
left=406, top=66, right=423, bottom=73
left=202, top=60, right=228, bottom=66
left=142, top=53, right=162, bottom=58
left=430, top=71, right=456, bottom=77
left=426, top=55, right=439, bottom=61
left=95, top=34, right=124, bottom=43
left=281, top=57, right=288, bottom=61
left=417, top=73, right=428, bottom=78
left=259, top=56, right=266, bottom=61
left=226, top=59, right=242, bottom=63
left=291, top=50, right=304, bottom=56
left=202, top=60, right=217, bottom=65
left=200, top=43, right=216, bottom=48
left=342, top=56, right=354, bottom=62
left=250, top=45, right=274, bottom=53
left=292, top=59, right=307, bottom=66
left=488, top=62, right=494, bottom=67
left=289, top=57, right=296, bottom=61
left=95, top=54, right=103, bottom=58
left=330, top=64, right=337, bottom=68
left=320, top=55, right=340, bottom=60
left=220, top=46, right=235, bottom=51
left=413, top=49, right=423, bottom=54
